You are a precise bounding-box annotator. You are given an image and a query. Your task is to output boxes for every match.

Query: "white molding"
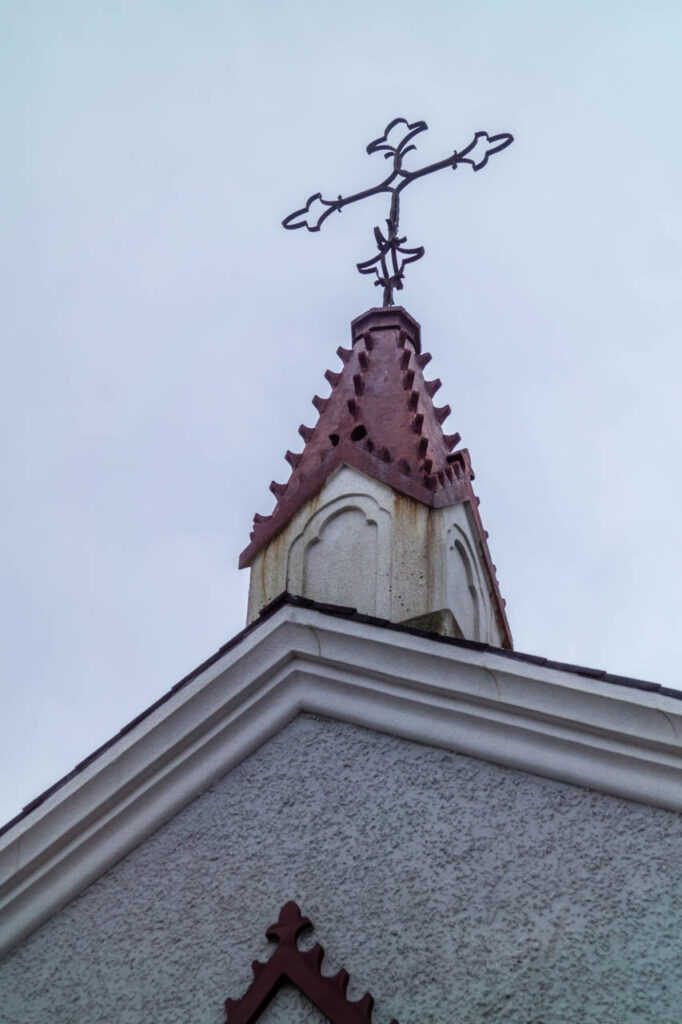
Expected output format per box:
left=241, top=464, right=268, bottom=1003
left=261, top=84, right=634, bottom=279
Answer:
left=1, top=603, right=681, bottom=958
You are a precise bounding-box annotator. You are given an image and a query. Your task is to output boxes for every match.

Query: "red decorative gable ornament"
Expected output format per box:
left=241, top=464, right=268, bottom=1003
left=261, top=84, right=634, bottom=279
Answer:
left=225, top=901, right=398, bottom=1024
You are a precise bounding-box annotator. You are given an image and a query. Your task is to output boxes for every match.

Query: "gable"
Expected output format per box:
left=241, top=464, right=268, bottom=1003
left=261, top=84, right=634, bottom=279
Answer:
left=1, top=714, right=681, bottom=1023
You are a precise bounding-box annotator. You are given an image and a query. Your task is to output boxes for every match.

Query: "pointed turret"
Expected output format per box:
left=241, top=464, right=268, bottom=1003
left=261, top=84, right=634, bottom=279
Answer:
left=240, top=307, right=511, bottom=648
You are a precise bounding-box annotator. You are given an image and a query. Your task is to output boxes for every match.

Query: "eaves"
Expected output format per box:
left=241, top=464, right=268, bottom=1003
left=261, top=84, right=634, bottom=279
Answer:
left=1, top=597, right=681, bottom=959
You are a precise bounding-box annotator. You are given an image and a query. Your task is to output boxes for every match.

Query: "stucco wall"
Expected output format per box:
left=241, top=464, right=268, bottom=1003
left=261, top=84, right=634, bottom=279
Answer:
left=1, top=715, right=681, bottom=1024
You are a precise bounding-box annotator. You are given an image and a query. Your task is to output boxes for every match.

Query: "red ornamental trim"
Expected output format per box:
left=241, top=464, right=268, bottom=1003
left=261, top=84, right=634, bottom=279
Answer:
left=224, top=901, right=398, bottom=1024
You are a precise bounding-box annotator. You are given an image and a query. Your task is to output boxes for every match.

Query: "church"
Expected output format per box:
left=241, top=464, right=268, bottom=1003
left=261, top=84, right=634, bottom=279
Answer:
left=1, top=121, right=681, bottom=1024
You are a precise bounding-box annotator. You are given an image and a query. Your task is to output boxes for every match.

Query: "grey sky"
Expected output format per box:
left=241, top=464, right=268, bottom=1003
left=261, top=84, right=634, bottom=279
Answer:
left=2, top=1, right=681, bottom=825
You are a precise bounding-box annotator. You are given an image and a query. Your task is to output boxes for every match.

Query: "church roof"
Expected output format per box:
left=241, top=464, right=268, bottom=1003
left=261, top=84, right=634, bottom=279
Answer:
left=239, top=307, right=503, bottom=619
left=2, top=592, right=680, bottom=841
left=2, top=593, right=681, bottom=958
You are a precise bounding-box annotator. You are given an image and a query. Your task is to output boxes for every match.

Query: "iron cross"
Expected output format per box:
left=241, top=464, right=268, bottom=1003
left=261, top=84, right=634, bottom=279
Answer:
left=283, top=117, right=514, bottom=306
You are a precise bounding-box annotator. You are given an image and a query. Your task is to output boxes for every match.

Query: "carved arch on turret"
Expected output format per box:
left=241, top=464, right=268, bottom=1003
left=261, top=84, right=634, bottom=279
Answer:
left=453, top=537, right=481, bottom=641
left=445, top=522, right=493, bottom=643
left=287, top=490, right=392, bottom=619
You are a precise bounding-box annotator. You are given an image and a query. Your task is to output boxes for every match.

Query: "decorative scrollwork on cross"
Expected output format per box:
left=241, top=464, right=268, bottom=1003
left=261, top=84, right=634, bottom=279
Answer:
left=283, top=118, right=514, bottom=306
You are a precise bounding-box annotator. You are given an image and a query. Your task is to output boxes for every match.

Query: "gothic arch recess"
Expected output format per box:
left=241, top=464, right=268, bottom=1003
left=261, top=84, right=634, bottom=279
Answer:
left=287, top=492, right=392, bottom=618
left=446, top=522, right=491, bottom=643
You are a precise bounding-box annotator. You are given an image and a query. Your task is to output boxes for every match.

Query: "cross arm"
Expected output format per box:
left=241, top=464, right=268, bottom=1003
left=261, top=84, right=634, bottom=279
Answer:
left=397, top=130, right=514, bottom=191
left=282, top=179, right=395, bottom=233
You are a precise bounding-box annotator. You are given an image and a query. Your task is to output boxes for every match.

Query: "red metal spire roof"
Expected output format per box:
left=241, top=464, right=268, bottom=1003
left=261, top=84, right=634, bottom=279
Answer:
left=239, top=308, right=507, bottom=633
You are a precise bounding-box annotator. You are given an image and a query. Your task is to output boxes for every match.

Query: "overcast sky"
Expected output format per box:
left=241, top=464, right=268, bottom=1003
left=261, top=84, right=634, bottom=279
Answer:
left=2, top=1, right=682, bottom=825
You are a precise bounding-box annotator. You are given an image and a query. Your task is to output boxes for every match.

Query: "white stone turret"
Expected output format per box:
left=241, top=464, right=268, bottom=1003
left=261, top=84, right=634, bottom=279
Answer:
left=240, top=307, right=511, bottom=648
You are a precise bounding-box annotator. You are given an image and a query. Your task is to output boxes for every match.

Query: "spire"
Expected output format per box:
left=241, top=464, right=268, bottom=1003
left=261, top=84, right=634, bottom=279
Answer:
left=240, top=307, right=511, bottom=649
left=241, top=307, right=471, bottom=563
left=243, top=118, right=514, bottom=645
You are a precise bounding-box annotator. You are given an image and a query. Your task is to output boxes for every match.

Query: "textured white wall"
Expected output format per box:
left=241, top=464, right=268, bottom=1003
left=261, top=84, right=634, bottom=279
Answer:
left=1, top=715, right=681, bottom=1024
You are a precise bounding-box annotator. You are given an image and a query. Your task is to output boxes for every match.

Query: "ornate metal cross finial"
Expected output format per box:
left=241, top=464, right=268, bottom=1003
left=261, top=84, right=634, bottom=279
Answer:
left=283, top=118, right=514, bottom=306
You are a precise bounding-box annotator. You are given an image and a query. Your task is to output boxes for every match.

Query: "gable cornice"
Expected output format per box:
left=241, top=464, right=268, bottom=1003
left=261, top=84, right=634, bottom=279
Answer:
left=1, top=602, right=681, bottom=958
